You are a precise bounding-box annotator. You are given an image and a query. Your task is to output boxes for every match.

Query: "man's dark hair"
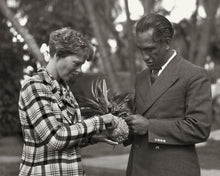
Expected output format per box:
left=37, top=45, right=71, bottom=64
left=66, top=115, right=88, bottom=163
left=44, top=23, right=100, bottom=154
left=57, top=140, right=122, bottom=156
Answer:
left=49, top=27, right=93, bottom=60
left=136, top=13, right=174, bottom=43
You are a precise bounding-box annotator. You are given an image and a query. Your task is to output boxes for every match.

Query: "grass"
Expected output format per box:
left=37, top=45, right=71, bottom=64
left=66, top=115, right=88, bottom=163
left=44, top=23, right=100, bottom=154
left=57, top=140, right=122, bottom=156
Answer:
left=0, top=129, right=219, bottom=176
left=0, top=136, right=130, bottom=176
left=84, top=167, right=125, bottom=176
left=197, top=140, right=220, bottom=170
left=0, top=163, right=20, bottom=176
left=81, top=142, right=130, bottom=158
left=0, top=135, right=23, bottom=156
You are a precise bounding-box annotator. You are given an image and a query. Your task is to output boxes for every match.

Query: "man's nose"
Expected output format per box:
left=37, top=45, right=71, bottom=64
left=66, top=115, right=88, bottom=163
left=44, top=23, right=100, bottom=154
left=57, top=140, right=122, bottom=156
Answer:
left=143, top=53, right=150, bottom=60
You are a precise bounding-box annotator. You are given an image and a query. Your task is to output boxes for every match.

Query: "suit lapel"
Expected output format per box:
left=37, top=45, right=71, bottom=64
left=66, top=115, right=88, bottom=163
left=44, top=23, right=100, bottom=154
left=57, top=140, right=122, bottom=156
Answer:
left=139, top=55, right=182, bottom=115
left=138, top=68, right=151, bottom=104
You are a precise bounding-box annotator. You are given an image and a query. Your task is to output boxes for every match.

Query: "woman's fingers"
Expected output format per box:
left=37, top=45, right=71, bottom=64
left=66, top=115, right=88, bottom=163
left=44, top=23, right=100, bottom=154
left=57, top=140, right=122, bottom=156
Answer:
left=103, top=138, right=119, bottom=145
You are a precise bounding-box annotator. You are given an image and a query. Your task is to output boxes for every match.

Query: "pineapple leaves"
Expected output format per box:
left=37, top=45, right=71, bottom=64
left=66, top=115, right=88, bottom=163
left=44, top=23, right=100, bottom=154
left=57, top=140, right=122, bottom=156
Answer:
left=78, top=78, right=131, bottom=143
left=102, top=79, right=109, bottom=106
left=79, top=78, right=132, bottom=117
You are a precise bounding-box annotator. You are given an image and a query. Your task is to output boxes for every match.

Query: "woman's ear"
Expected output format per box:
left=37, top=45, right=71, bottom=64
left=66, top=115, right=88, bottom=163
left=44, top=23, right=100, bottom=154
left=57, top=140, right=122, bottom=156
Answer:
left=53, top=53, right=59, bottom=61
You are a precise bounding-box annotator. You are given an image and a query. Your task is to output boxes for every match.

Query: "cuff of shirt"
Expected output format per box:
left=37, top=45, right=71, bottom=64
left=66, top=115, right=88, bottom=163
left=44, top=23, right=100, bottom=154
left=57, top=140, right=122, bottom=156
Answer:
left=92, top=115, right=105, bottom=133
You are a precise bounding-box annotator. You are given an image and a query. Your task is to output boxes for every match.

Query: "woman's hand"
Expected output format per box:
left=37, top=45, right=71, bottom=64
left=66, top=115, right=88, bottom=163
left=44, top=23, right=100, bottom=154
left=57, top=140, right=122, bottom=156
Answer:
left=100, top=113, right=118, bottom=130
left=91, top=133, right=118, bottom=145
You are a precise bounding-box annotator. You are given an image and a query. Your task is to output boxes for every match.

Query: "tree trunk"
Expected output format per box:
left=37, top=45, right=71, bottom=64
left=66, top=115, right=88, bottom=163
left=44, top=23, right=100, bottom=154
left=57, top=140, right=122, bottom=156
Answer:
left=194, top=0, right=220, bottom=66
left=141, top=0, right=155, bottom=14
left=0, top=0, right=46, bottom=66
left=83, top=0, right=120, bottom=92
left=188, top=0, right=199, bottom=63
left=124, top=0, right=136, bottom=87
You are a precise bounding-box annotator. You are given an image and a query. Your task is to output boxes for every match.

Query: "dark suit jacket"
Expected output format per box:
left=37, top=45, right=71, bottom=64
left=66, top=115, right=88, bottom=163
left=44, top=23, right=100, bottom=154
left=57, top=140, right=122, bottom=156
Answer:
left=126, top=54, right=212, bottom=176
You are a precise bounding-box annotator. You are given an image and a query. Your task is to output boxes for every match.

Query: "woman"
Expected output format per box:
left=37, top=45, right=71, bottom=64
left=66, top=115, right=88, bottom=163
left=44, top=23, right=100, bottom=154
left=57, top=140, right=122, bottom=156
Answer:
left=18, top=27, right=117, bottom=176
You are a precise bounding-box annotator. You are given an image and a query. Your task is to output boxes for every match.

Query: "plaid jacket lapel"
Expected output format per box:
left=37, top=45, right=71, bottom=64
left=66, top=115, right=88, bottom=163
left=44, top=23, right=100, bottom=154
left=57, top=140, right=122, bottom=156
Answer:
left=60, top=84, right=82, bottom=123
left=38, top=68, right=75, bottom=125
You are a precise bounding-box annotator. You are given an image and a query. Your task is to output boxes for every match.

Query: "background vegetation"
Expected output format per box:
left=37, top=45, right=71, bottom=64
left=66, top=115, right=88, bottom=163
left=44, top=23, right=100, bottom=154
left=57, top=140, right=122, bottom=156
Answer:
left=0, top=0, right=220, bottom=136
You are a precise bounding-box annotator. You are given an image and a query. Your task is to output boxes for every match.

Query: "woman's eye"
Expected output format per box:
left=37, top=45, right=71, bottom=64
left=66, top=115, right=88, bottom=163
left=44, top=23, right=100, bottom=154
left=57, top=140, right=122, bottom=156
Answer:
left=75, top=63, right=82, bottom=68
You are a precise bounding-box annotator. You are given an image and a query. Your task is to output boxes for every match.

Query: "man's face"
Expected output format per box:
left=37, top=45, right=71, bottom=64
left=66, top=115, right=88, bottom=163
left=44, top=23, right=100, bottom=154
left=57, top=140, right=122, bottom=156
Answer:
left=57, top=55, right=85, bottom=81
left=136, top=29, right=168, bottom=70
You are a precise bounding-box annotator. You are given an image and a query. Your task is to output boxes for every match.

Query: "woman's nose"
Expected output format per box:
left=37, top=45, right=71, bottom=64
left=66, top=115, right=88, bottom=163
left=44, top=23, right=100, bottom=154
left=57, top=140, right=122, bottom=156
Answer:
left=75, top=67, right=81, bottom=72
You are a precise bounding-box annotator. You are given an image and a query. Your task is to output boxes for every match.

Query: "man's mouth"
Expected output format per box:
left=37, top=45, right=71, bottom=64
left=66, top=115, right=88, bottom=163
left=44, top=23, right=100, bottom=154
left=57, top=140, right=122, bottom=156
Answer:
left=145, top=61, right=153, bottom=66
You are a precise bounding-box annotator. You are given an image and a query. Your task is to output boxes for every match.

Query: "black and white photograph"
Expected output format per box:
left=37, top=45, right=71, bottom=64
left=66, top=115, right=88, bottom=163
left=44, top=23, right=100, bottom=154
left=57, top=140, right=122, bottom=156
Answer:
left=0, top=0, right=220, bottom=175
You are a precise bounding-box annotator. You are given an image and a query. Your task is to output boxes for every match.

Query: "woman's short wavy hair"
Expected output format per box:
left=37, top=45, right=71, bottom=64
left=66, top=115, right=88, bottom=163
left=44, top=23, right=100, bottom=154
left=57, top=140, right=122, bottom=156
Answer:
left=49, top=27, right=94, bottom=61
left=136, top=13, right=174, bottom=43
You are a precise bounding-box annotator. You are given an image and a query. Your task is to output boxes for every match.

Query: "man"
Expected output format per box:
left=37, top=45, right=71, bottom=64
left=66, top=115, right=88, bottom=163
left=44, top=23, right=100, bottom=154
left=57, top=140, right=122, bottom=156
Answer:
left=18, top=27, right=117, bottom=176
left=124, top=13, right=212, bottom=176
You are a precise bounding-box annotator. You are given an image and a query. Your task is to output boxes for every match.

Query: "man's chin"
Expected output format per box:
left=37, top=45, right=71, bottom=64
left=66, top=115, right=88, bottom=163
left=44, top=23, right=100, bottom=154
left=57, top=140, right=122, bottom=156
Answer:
left=145, top=63, right=154, bottom=69
left=147, top=65, right=154, bottom=70
left=147, top=65, right=160, bottom=70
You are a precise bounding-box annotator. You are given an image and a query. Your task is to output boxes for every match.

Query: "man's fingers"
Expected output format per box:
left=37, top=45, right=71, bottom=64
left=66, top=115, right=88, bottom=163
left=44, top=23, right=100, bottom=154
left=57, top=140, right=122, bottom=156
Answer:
left=124, top=115, right=135, bottom=122
left=126, top=120, right=134, bottom=126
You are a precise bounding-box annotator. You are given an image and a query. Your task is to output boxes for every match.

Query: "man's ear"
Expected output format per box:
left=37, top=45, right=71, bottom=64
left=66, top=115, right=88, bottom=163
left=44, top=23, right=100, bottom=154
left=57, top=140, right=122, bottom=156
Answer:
left=164, top=39, right=171, bottom=50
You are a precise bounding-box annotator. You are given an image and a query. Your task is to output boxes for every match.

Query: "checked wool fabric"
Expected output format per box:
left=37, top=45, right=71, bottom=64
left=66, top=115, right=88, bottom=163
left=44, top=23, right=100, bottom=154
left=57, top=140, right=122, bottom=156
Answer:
left=18, top=68, right=105, bottom=176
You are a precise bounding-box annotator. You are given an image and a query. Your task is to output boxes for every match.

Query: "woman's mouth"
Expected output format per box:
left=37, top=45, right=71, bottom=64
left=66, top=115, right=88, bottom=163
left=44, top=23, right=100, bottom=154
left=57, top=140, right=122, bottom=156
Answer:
left=72, top=71, right=80, bottom=75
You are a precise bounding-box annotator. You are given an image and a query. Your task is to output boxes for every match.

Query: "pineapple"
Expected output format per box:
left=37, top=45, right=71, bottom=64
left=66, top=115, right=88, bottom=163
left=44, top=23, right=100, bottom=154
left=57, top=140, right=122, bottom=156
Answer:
left=78, top=78, right=132, bottom=143
left=108, top=117, right=129, bottom=143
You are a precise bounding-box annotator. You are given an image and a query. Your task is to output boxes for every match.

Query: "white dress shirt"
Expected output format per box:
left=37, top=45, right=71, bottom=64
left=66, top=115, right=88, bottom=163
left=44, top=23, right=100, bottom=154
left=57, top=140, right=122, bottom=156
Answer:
left=158, top=49, right=177, bottom=76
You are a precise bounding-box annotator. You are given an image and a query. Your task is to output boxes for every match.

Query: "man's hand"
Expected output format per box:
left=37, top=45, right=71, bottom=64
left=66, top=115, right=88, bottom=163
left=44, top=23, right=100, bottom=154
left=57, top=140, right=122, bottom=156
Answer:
left=91, top=133, right=118, bottom=145
left=124, top=114, right=149, bottom=135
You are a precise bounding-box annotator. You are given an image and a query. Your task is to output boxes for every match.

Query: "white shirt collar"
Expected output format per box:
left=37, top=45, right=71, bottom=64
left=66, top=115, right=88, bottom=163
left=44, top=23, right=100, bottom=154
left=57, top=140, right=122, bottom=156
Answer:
left=158, top=49, right=177, bottom=76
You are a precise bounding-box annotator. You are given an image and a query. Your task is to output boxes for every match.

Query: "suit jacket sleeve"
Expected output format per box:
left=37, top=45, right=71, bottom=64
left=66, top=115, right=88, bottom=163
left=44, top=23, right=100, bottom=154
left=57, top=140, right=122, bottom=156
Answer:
left=148, top=68, right=212, bottom=145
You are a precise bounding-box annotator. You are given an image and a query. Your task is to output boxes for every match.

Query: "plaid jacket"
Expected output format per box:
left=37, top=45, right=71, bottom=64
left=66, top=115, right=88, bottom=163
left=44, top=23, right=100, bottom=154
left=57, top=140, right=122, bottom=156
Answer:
left=18, top=68, right=105, bottom=176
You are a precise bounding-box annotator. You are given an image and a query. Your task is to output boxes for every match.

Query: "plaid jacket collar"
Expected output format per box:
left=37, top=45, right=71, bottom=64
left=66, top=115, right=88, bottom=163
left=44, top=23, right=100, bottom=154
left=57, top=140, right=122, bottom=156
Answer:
left=37, top=68, right=81, bottom=124
left=37, top=67, right=63, bottom=93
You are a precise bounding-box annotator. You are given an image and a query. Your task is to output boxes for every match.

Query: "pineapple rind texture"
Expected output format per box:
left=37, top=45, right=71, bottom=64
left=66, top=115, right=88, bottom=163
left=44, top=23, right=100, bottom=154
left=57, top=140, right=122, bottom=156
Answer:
left=108, top=117, right=129, bottom=143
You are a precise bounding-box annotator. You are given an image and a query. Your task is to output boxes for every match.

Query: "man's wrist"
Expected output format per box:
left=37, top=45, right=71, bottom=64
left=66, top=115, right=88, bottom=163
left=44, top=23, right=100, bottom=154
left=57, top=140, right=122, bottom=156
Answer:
left=145, top=118, right=149, bottom=134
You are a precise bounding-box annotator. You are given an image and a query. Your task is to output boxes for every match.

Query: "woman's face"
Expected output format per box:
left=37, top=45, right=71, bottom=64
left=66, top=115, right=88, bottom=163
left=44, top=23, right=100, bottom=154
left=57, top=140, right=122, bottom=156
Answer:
left=56, top=55, right=85, bottom=81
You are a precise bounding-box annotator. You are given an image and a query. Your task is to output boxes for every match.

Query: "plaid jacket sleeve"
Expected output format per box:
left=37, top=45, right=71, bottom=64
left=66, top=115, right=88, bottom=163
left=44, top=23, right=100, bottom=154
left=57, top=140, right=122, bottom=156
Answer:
left=20, top=80, right=105, bottom=151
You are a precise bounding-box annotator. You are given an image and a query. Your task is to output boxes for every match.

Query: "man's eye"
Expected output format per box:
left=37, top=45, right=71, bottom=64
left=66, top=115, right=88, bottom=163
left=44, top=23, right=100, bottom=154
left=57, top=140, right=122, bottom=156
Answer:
left=75, top=64, right=81, bottom=67
left=140, top=48, right=154, bottom=54
left=145, top=48, right=154, bottom=52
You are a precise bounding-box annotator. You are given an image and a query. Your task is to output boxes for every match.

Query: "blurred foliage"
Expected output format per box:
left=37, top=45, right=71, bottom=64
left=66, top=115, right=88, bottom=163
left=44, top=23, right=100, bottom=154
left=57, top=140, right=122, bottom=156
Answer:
left=0, top=0, right=220, bottom=136
left=19, top=0, right=92, bottom=44
left=0, top=13, right=24, bottom=136
left=19, top=0, right=122, bottom=47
